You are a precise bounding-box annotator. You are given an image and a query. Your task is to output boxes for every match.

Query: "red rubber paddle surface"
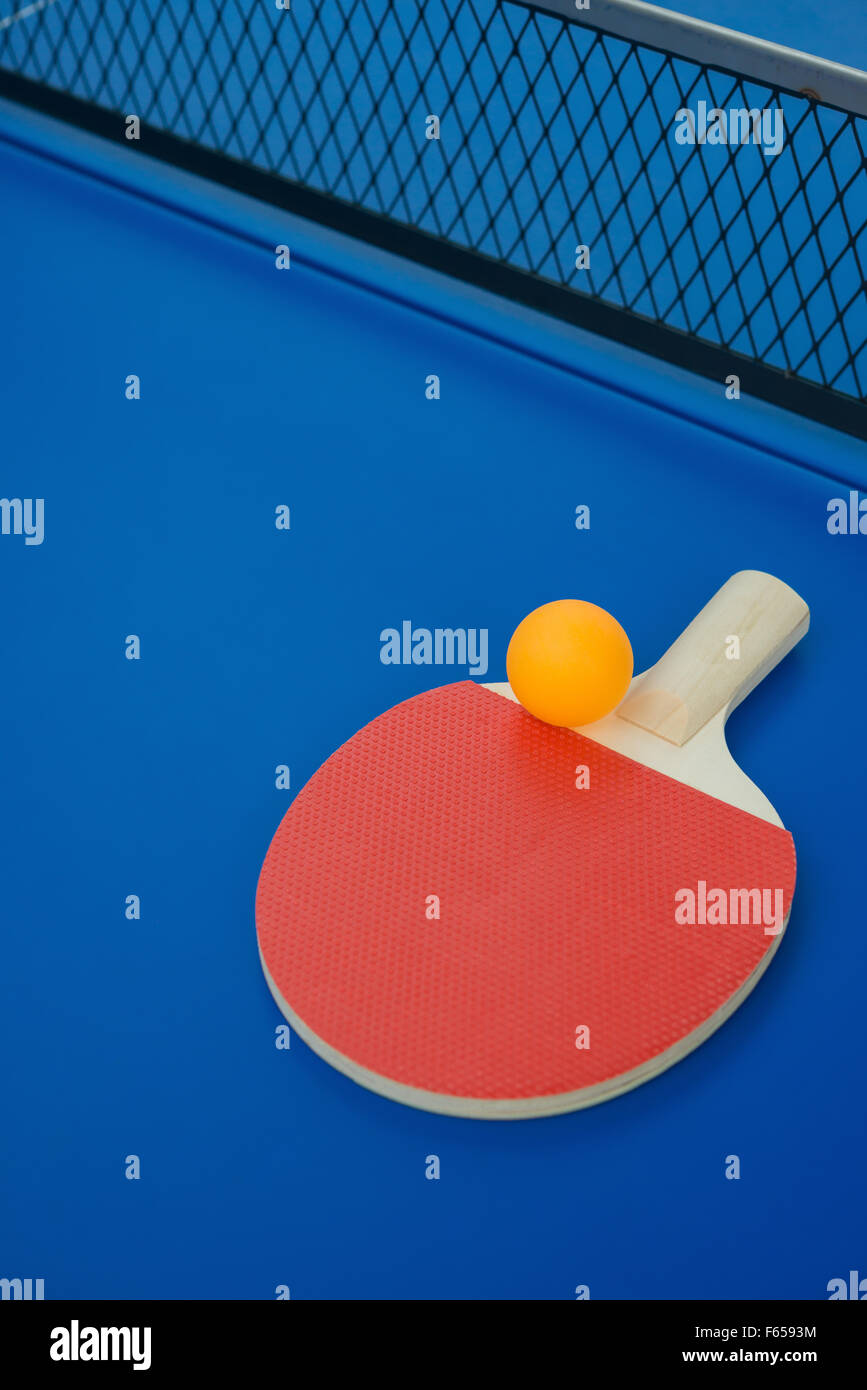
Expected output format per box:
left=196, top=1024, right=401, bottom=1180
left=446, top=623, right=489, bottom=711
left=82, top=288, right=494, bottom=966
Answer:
left=256, top=682, right=796, bottom=1102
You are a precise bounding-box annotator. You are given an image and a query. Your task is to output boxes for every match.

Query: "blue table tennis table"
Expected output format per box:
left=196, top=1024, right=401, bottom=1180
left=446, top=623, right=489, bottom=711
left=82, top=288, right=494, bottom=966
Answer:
left=0, top=0, right=865, bottom=1301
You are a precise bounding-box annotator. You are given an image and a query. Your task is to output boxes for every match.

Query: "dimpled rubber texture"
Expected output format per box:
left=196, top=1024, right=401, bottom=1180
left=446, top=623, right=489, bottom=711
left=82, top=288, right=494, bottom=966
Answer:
left=256, top=682, right=796, bottom=1107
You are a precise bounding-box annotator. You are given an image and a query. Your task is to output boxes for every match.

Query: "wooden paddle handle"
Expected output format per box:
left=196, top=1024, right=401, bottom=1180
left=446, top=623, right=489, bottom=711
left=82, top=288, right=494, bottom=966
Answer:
left=617, top=570, right=809, bottom=747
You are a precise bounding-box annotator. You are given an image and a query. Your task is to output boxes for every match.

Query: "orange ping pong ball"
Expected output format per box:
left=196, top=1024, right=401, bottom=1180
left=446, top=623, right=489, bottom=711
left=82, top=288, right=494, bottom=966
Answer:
left=506, top=599, right=633, bottom=727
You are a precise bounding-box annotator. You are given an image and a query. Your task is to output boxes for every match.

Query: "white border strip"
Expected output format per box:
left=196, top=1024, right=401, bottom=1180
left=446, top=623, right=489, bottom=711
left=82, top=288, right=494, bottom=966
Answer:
left=534, top=0, right=867, bottom=117
left=0, top=0, right=59, bottom=32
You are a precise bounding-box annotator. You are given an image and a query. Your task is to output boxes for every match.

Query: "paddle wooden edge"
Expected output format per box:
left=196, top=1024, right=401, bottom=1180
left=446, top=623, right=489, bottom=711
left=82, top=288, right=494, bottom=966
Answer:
left=258, top=921, right=789, bottom=1120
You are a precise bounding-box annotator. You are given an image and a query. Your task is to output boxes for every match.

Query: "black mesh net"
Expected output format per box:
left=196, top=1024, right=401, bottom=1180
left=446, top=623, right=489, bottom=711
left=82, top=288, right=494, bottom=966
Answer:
left=2, top=0, right=865, bottom=405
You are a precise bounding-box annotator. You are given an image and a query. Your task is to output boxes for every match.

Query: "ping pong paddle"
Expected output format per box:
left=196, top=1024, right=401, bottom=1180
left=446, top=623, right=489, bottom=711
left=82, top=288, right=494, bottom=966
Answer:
left=256, top=570, right=808, bottom=1118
